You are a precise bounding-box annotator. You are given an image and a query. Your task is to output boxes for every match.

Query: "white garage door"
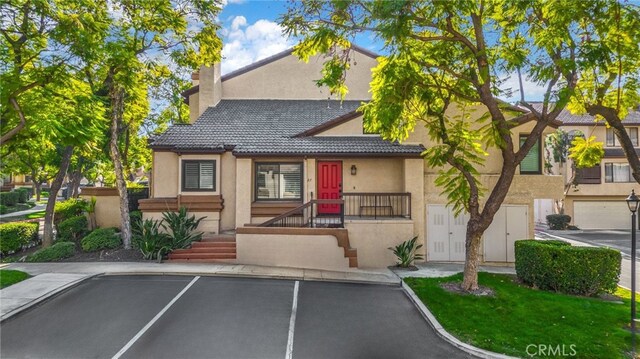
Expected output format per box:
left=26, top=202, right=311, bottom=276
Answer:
left=573, top=201, right=629, bottom=229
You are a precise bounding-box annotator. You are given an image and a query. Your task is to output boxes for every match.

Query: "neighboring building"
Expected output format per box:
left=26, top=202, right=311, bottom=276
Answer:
left=141, top=46, right=563, bottom=269
left=557, top=107, right=640, bottom=229
left=1, top=174, right=34, bottom=192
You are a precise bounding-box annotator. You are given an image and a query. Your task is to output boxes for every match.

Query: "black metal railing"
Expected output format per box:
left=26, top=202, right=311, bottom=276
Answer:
left=259, top=199, right=345, bottom=228
left=342, top=192, right=411, bottom=219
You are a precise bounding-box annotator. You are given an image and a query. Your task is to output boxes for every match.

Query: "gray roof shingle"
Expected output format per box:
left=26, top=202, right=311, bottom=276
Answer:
left=529, top=103, right=640, bottom=125
left=150, top=100, right=425, bottom=156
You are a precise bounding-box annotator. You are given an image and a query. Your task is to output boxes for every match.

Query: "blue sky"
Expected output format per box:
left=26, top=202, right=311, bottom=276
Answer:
left=216, top=1, right=545, bottom=102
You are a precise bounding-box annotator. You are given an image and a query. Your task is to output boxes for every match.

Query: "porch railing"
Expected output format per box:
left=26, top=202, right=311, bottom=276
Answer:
left=342, top=192, right=411, bottom=219
left=259, top=199, right=345, bottom=228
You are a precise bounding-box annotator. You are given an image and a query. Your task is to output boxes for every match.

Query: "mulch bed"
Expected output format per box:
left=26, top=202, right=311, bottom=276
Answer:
left=440, top=282, right=495, bottom=297
left=61, top=248, right=144, bottom=262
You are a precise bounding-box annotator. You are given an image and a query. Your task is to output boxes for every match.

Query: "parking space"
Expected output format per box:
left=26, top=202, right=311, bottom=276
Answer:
left=539, top=229, right=637, bottom=258
left=1, top=275, right=470, bottom=359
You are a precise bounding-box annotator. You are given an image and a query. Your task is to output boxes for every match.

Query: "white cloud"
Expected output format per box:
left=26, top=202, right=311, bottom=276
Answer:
left=220, top=16, right=294, bottom=74
left=499, top=72, right=549, bottom=103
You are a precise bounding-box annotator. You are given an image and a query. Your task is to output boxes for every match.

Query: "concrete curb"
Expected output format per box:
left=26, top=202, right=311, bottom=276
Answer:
left=100, top=271, right=402, bottom=286
left=1, top=274, right=97, bottom=323
left=401, top=281, right=518, bottom=359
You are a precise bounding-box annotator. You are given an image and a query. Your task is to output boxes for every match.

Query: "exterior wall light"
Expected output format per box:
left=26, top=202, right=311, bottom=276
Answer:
left=351, top=165, right=357, bottom=175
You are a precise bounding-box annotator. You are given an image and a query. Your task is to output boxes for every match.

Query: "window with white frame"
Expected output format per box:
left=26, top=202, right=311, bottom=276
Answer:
left=182, top=160, right=216, bottom=191
left=606, top=127, right=638, bottom=147
left=604, top=163, right=634, bottom=183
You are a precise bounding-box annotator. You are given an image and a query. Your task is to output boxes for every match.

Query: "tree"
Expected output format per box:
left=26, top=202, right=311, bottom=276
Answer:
left=545, top=129, right=603, bottom=214
left=281, top=0, right=635, bottom=290
left=564, top=2, right=640, bottom=181
left=84, top=0, right=222, bottom=249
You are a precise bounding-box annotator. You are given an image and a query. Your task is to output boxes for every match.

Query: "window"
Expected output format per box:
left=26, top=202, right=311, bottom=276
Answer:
left=606, top=127, right=638, bottom=147
left=575, top=165, right=601, bottom=184
left=255, top=163, right=302, bottom=201
left=519, top=135, right=541, bottom=174
left=182, top=160, right=216, bottom=191
left=604, top=163, right=633, bottom=183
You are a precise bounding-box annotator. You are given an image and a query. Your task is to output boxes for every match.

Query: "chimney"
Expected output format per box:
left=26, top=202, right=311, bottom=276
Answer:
left=191, top=72, right=199, bottom=86
left=198, top=63, right=222, bottom=117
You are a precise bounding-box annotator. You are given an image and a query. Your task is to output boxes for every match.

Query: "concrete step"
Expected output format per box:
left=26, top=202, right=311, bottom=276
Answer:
left=168, top=252, right=236, bottom=260
left=192, top=241, right=236, bottom=248
left=201, top=235, right=236, bottom=242
left=172, top=247, right=236, bottom=254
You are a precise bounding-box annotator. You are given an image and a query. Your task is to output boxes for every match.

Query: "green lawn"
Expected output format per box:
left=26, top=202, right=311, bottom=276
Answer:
left=405, top=273, right=635, bottom=358
left=25, top=210, right=45, bottom=219
left=0, top=269, right=30, bottom=288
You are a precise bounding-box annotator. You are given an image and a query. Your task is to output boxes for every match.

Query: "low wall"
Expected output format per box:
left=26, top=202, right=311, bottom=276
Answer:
left=345, top=219, right=416, bottom=268
left=79, top=188, right=122, bottom=229
left=236, top=227, right=350, bottom=270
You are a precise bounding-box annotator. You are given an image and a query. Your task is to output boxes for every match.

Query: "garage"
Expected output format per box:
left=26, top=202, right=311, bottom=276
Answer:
left=573, top=201, right=629, bottom=229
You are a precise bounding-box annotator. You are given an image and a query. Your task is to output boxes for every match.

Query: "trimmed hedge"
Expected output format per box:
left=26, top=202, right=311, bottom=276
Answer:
left=16, top=188, right=30, bottom=203
left=546, top=214, right=571, bottom=230
left=81, top=227, right=122, bottom=252
left=57, top=215, right=88, bottom=242
left=54, top=198, right=86, bottom=225
left=0, top=192, right=20, bottom=207
left=0, top=205, right=7, bottom=214
left=0, top=222, right=39, bottom=255
left=515, top=239, right=621, bottom=296
left=27, top=241, right=76, bottom=262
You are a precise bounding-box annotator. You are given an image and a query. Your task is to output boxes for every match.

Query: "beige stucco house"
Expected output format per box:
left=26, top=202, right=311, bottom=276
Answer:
left=141, top=46, right=563, bottom=269
left=555, top=108, right=640, bottom=229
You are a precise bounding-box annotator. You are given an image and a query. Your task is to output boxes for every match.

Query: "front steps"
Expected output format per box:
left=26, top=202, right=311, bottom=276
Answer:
left=167, top=234, right=236, bottom=262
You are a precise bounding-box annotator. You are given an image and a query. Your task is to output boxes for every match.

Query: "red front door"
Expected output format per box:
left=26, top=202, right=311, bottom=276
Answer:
left=317, top=161, right=342, bottom=214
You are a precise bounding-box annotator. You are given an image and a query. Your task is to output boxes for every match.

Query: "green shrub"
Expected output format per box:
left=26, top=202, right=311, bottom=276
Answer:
left=54, top=198, right=86, bottom=225
left=40, top=191, right=50, bottom=198
left=81, top=228, right=122, bottom=252
left=162, top=207, right=205, bottom=249
left=388, top=236, right=424, bottom=267
left=0, top=222, right=39, bottom=255
left=546, top=214, right=571, bottom=230
left=515, top=239, right=621, bottom=296
left=0, top=192, right=20, bottom=206
left=16, top=188, right=30, bottom=203
left=0, top=205, right=7, bottom=214
left=27, top=241, right=76, bottom=262
left=132, top=217, right=171, bottom=260
left=57, top=215, right=88, bottom=242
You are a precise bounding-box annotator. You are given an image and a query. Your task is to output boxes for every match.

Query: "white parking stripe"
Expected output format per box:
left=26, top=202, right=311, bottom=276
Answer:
left=111, top=276, right=200, bottom=359
left=285, top=281, right=300, bottom=359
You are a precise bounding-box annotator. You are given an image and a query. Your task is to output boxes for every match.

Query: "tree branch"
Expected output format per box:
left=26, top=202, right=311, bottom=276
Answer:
left=1, top=98, right=27, bottom=145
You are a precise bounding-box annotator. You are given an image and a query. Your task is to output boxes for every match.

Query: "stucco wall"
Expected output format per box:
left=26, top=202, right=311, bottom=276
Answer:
left=221, top=50, right=376, bottom=101
left=345, top=220, right=415, bottom=268
left=220, top=152, right=237, bottom=231
left=153, top=151, right=179, bottom=198
left=79, top=193, right=122, bottom=229
left=236, top=233, right=350, bottom=270
left=314, top=115, right=365, bottom=136
left=341, top=158, right=404, bottom=193
left=143, top=210, right=220, bottom=234
left=235, top=158, right=252, bottom=227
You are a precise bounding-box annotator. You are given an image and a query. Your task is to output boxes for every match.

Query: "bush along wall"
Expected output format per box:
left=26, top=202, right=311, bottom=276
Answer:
left=57, top=216, right=88, bottom=242
left=0, top=222, right=40, bottom=255
left=0, top=192, right=20, bottom=207
left=54, top=198, right=86, bottom=226
left=546, top=214, right=571, bottom=230
left=515, top=239, right=621, bottom=296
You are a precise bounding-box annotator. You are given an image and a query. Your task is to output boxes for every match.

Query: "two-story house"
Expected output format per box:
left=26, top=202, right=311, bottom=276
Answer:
left=558, top=108, right=640, bottom=229
left=140, top=46, right=563, bottom=269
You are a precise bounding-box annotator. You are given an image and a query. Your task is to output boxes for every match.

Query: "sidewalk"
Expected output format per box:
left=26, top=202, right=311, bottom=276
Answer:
left=0, top=202, right=46, bottom=220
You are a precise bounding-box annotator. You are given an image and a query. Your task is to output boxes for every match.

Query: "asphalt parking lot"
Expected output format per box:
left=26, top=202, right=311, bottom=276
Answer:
left=540, top=229, right=638, bottom=259
left=1, top=275, right=470, bottom=359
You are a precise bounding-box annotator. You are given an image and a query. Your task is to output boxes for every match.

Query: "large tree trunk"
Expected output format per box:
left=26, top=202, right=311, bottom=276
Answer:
left=109, top=86, right=132, bottom=249
left=35, top=183, right=41, bottom=201
left=462, top=226, right=483, bottom=290
left=69, top=170, right=82, bottom=198
left=42, top=146, right=74, bottom=247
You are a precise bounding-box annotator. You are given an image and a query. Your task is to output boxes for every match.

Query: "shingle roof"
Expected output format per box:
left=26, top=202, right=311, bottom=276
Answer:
left=529, top=103, right=640, bottom=125
left=150, top=100, right=425, bottom=156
